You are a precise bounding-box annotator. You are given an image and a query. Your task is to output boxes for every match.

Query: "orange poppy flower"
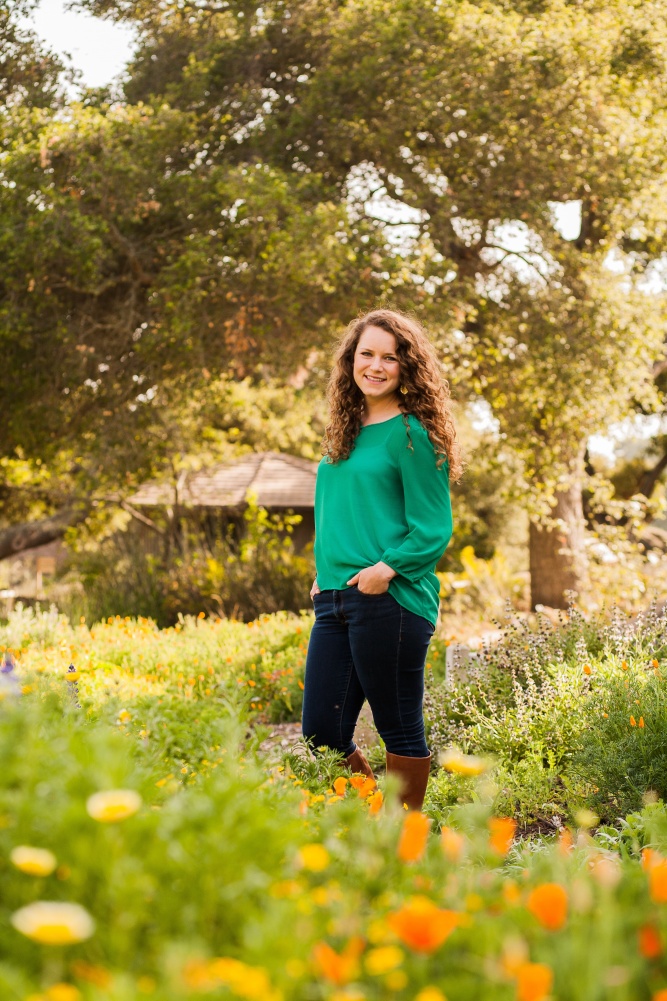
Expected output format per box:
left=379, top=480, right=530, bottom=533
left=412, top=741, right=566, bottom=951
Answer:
left=515, top=962, right=554, bottom=1001
left=349, top=775, right=376, bottom=798
left=649, top=860, right=667, bottom=903
left=639, top=717, right=645, bottom=728
left=639, top=923, right=662, bottom=959
left=398, top=812, right=431, bottom=863
left=526, top=883, right=568, bottom=931
left=630, top=716, right=637, bottom=727
left=557, top=828, right=574, bottom=855
left=643, top=848, right=663, bottom=871
left=312, top=937, right=364, bottom=985
left=333, top=777, right=348, bottom=796
left=653, top=990, right=667, bottom=1001
left=489, top=817, right=517, bottom=856
left=583, top=664, right=592, bottom=675
left=367, top=790, right=384, bottom=815
left=388, top=896, right=460, bottom=953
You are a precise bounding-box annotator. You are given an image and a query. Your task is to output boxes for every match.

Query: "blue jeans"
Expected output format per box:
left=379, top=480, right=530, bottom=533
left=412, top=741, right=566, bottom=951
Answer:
left=301, top=587, right=434, bottom=758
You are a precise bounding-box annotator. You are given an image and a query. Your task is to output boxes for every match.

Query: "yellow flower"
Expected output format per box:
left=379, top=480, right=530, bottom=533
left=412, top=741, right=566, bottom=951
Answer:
left=439, top=748, right=487, bottom=776
left=11, top=901, right=95, bottom=944
left=385, top=970, right=408, bottom=990
left=297, top=843, right=330, bottom=872
left=415, top=989, right=448, bottom=1001
left=10, top=846, right=57, bottom=877
left=364, top=946, right=404, bottom=975
left=208, top=957, right=281, bottom=1000
left=86, top=789, right=142, bottom=823
left=65, top=671, right=80, bottom=682
left=46, top=985, right=82, bottom=1001
left=117, top=709, right=132, bottom=723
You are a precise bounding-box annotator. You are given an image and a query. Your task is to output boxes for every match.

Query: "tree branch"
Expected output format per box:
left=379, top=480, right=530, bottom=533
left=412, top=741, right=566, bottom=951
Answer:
left=0, top=506, right=90, bottom=561
left=637, top=450, right=667, bottom=499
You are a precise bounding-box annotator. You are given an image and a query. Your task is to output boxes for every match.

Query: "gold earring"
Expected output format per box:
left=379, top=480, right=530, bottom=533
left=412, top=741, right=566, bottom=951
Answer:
left=400, top=385, right=408, bottom=396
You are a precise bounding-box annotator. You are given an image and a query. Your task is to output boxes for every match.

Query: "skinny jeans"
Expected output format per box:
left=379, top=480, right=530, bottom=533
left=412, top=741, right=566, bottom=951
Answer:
left=301, top=587, right=434, bottom=758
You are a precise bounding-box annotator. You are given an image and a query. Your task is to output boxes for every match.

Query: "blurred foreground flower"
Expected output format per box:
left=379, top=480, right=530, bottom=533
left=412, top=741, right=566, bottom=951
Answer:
left=44, top=984, right=82, bottom=1001
left=439, top=748, right=487, bottom=776
left=639, top=923, right=662, bottom=959
left=11, top=901, right=95, bottom=944
left=526, top=884, right=568, bottom=931
left=364, top=945, right=403, bottom=975
left=183, top=957, right=281, bottom=1000
left=86, top=789, right=142, bottom=823
left=298, top=843, right=330, bottom=872
left=397, top=811, right=430, bottom=863
left=415, top=989, right=447, bottom=1001
left=388, top=896, right=461, bottom=953
left=10, top=845, right=57, bottom=877
left=488, top=817, right=517, bottom=856
left=515, top=961, right=553, bottom=1001
left=312, top=937, right=364, bottom=985
left=649, top=858, right=667, bottom=903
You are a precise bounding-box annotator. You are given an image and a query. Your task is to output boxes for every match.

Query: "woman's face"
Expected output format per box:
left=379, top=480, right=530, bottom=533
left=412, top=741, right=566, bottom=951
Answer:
left=353, top=325, right=401, bottom=402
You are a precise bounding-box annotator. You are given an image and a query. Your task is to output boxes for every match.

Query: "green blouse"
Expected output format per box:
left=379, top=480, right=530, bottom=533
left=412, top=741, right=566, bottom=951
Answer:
left=314, top=413, right=453, bottom=626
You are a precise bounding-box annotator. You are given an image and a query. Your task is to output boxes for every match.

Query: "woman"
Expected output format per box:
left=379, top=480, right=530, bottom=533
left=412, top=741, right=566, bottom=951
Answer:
left=302, top=308, right=461, bottom=811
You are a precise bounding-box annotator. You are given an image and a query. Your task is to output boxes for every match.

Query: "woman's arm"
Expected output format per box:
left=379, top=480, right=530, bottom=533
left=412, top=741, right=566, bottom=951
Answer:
left=380, top=421, right=453, bottom=582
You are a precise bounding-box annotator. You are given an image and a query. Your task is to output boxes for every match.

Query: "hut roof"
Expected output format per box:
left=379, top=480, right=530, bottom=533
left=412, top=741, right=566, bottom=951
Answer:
left=129, top=452, right=318, bottom=510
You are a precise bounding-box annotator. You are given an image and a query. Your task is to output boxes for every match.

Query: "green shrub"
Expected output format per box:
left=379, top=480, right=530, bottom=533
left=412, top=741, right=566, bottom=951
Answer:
left=61, top=499, right=315, bottom=626
left=424, top=602, right=667, bottom=825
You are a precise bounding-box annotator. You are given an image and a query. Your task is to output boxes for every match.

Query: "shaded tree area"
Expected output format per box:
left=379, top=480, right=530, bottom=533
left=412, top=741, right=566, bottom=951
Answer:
left=3, top=0, right=667, bottom=607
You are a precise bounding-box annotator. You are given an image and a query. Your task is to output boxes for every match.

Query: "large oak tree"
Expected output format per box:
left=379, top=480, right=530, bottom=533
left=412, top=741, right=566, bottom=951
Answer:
left=5, top=0, right=667, bottom=607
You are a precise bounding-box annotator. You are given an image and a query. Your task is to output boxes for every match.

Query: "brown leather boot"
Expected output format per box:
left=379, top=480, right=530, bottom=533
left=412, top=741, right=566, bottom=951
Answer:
left=386, top=752, right=432, bottom=811
left=345, top=745, right=375, bottom=780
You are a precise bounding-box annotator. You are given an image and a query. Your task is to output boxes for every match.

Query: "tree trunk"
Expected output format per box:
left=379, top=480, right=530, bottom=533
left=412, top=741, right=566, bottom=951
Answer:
left=0, top=507, right=89, bottom=561
left=529, top=476, right=588, bottom=610
left=637, top=449, right=667, bottom=500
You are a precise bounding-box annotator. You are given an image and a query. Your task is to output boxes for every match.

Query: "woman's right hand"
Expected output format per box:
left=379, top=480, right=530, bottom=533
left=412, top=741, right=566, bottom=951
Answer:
left=310, top=580, right=321, bottom=600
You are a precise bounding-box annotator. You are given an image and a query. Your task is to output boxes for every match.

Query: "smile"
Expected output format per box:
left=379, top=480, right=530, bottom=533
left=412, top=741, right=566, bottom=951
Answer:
left=364, top=375, right=386, bottom=383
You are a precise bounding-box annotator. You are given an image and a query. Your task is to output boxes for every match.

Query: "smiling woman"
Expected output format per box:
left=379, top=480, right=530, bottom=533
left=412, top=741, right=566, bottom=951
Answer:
left=302, top=308, right=461, bottom=812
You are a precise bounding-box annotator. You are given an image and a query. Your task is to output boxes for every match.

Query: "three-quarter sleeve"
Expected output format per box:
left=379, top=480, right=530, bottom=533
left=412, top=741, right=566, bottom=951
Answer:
left=380, top=423, right=453, bottom=583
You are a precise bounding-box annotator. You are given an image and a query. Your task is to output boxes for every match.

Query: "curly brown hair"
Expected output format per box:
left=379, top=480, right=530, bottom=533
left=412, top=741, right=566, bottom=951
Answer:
left=323, top=308, right=462, bottom=480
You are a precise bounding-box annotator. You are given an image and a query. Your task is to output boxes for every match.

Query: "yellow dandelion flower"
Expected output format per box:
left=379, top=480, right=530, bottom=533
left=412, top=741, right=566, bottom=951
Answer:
left=86, top=789, right=142, bottom=823
left=10, top=846, right=57, bottom=877
left=11, top=901, right=95, bottom=944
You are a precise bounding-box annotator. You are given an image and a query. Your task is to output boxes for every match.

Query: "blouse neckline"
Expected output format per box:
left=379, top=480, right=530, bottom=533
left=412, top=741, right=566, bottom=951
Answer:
left=359, top=413, right=405, bottom=430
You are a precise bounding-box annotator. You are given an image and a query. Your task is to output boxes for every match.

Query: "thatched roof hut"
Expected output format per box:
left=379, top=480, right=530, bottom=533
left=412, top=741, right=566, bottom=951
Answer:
left=130, top=452, right=318, bottom=548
